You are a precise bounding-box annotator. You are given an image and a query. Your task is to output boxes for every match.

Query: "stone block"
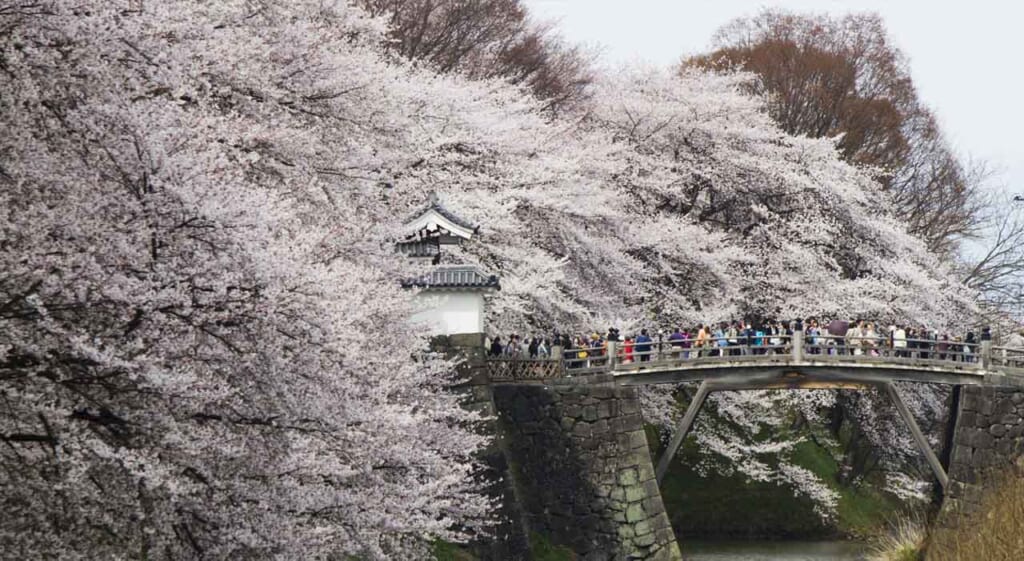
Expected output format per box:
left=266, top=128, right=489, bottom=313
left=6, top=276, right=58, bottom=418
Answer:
left=643, top=479, right=661, bottom=498
left=591, top=386, right=616, bottom=400
left=581, top=436, right=601, bottom=451
left=624, top=484, right=646, bottom=503
left=637, top=462, right=655, bottom=482
left=625, top=431, right=647, bottom=451
left=996, top=439, right=1016, bottom=456
left=574, top=422, right=593, bottom=438
left=625, top=503, right=645, bottom=522
left=618, top=468, right=639, bottom=486
left=990, top=424, right=1008, bottom=438
left=962, top=390, right=982, bottom=412
left=1001, top=414, right=1022, bottom=425
left=951, top=445, right=972, bottom=466
left=564, top=403, right=584, bottom=419
left=621, top=399, right=640, bottom=416
left=634, top=531, right=657, bottom=547
left=980, top=399, right=995, bottom=416
left=656, top=528, right=675, bottom=548
left=634, top=520, right=653, bottom=537
left=584, top=405, right=600, bottom=422
left=994, top=400, right=1017, bottom=416
left=643, top=497, right=665, bottom=517
left=970, top=430, right=995, bottom=449
left=959, top=411, right=977, bottom=428
left=974, top=448, right=996, bottom=468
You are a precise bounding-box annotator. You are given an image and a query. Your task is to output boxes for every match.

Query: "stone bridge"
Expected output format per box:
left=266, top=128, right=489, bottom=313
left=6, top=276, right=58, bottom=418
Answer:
left=439, top=333, right=1024, bottom=561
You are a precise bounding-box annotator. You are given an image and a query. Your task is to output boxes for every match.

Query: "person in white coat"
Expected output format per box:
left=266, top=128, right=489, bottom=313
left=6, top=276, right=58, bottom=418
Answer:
left=893, top=325, right=908, bottom=357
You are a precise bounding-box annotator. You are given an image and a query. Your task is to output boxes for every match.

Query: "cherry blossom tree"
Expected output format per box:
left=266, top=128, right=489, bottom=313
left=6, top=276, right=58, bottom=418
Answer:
left=1, top=0, right=986, bottom=550
left=1, top=1, right=499, bottom=558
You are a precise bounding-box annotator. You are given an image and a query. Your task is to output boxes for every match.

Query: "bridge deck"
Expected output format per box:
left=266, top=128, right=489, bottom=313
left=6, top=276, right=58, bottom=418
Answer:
left=488, top=333, right=1024, bottom=388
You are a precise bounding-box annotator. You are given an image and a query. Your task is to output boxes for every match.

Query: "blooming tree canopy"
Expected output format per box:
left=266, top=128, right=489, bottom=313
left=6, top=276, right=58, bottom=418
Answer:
left=1, top=0, right=984, bottom=553
left=0, top=1, right=508, bottom=558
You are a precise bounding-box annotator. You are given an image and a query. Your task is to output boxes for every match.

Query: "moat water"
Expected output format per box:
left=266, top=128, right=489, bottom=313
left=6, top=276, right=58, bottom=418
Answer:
left=683, top=540, right=866, bottom=560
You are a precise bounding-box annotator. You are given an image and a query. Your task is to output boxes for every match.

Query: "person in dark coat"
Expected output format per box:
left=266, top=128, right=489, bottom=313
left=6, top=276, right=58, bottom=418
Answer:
left=827, top=319, right=849, bottom=354
left=635, top=329, right=653, bottom=362
left=489, top=336, right=503, bottom=357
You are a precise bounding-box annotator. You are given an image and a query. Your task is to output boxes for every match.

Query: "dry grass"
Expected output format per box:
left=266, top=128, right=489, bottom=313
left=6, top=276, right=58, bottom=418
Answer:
left=866, top=515, right=925, bottom=561
left=927, top=474, right=1024, bottom=561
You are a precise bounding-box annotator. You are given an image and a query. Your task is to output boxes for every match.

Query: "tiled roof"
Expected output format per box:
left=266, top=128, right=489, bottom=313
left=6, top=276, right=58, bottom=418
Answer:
left=405, top=192, right=479, bottom=232
left=403, top=265, right=500, bottom=290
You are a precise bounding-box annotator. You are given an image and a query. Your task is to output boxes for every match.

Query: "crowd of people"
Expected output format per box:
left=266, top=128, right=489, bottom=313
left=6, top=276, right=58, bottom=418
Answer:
left=487, top=318, right=1016, bottom=369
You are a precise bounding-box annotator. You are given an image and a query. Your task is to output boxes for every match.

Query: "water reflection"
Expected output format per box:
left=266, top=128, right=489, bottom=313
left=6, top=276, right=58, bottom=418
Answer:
left=684, top=540, right=866, bottom=561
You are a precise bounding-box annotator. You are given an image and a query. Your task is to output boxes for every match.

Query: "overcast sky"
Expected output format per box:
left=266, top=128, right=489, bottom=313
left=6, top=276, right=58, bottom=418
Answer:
left=526, top=0, right=1024, bottom=195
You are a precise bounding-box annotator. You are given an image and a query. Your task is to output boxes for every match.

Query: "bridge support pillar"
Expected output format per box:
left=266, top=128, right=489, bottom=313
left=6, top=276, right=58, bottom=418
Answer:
left=883, top=382, right=949, bottom=490
left=656, top=382, right=711, bottom=483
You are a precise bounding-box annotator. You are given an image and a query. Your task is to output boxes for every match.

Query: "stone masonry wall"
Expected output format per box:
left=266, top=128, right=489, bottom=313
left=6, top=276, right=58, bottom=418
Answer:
left=492, top=377, right=682, bottom=561
left=943, top=385, right=1024, bottom=517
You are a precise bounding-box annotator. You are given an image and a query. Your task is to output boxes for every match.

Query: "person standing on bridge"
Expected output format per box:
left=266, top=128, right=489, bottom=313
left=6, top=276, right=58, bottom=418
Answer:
left=938, top=334, right=950, bottom=360
left=489, top=336, right=504, bottom=357
left=806, top=319, right=821, bottom=355
left=740, top=321, right=753, bottom=355
left=828, top=319, right=849, bottom=355
left=863, top=322, right=879, bottom=356
left=964, top=331, right=977, bottom=363
left=669, top=327, right=686, bottom=359
left=847, top=320, right=864, bottom=356
left=726, top=321, right=740, bottom=356
left=893, top=326, right=908, bottom=358
left=714, top=322, right=728, bottom=357
left=635, top=329, right=653, bottom=362
left=696, top=324, right=709, bottom=358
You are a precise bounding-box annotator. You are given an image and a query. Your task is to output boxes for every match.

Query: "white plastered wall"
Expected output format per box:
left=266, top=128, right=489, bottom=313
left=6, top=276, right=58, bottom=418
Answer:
left=411, top=290, right=485, bottom=335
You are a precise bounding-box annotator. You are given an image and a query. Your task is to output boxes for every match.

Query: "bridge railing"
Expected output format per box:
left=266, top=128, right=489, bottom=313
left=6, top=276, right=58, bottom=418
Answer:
left=991, top=346, right=1024, bottom=371
left=804, top=335, right=979, bottom=363
left=487, top=332, right=1024, bottom=381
